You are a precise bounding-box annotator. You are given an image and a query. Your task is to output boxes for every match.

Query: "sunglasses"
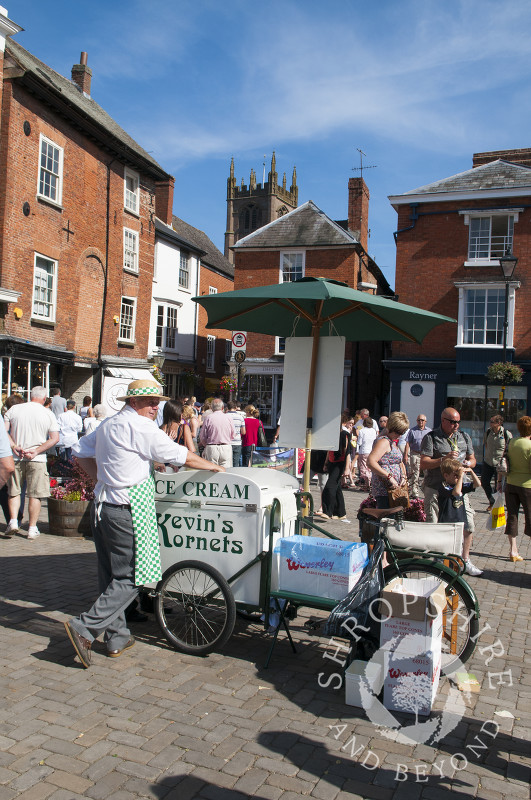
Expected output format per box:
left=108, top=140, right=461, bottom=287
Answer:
left=443, top=417, right=460, bottom=425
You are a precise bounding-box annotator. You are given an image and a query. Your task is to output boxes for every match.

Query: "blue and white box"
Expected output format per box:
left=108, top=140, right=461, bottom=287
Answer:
left=276, top=536, right=368, bottom=601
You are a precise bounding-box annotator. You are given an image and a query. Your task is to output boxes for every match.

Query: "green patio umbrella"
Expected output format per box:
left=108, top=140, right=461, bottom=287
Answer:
left=193, top=277, right=455, bottom=496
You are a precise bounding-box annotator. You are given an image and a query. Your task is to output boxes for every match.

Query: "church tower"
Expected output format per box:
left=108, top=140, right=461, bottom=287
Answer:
left=224, top=152, right=298, bottom=262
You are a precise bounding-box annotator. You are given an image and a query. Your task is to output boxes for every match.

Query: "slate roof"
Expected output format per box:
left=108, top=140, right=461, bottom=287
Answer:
left=232, top=201, right=359, bottom=249
left=6, top=39, right=171, bottom=180
left=392, top=159, right=531, bottom=200
left=172, top=216, right=234, bottom=279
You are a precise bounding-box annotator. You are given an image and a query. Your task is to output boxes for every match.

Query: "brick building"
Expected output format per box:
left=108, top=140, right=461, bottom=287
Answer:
left=231, top=178, right=393, bottom=429
left=171, top=216, right=234, bottom=397
left=0, top=11, right=175, bottom=406
left=387, top=149, right=531, bottom=456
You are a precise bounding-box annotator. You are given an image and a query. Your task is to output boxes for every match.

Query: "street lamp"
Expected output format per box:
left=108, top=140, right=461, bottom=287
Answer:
left=499, top=249, right=517, bottom=363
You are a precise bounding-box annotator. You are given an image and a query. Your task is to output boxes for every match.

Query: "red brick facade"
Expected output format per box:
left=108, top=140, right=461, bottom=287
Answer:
left=196, top=267, right=234, bottom=390
left=0, top=38, right=174, bottom=401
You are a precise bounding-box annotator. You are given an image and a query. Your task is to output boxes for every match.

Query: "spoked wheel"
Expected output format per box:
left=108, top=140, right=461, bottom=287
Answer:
left=383, top=561, right=479, bottom=674
left=155, top=560, right=236, bottom=655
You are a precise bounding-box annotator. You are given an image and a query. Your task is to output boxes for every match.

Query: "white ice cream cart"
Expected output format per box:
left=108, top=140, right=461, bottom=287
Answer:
left=149, top=467, right=301, bottom=655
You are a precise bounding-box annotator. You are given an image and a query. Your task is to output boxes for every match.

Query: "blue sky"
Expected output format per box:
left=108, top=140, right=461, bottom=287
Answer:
left=11, top=0, right=531, bottom=286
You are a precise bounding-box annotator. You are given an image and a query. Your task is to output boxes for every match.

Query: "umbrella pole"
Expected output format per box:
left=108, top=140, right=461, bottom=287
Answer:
left=302, top=324, right=321, bottom=518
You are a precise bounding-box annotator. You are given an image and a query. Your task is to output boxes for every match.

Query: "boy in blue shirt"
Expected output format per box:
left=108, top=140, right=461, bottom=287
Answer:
left=438, top=457, right=482, bottom=577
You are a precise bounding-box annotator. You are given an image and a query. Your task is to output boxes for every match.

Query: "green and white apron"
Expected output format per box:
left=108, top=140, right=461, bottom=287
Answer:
left=128, top=471, right=162, bottom=586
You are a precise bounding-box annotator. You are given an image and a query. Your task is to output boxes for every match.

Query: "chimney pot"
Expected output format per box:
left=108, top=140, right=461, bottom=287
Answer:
left=80, top=51, right=88, bottom=65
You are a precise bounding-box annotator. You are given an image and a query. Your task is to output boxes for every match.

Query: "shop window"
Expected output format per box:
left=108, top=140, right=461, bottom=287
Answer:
left=240, top=374, right=273, bottom=428
left=447, top=383, right=527, bottom=456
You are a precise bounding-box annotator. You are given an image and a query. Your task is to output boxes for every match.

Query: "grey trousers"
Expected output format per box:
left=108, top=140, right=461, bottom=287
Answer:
left=69, top=503, right=138, bottom=651
left=408, top=453, right=422, bottom=497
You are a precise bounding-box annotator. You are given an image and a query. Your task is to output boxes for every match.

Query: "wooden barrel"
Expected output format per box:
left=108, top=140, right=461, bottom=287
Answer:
left=47, top=498, right=92, bottom=537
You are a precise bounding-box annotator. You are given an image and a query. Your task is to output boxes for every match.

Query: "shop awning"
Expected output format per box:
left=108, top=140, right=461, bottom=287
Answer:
left=104, top=366, right=161, bottom=385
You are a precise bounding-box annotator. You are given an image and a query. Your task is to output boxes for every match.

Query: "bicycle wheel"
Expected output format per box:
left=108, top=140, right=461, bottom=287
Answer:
left=383, top=561, right=479, bottom=674
left=156, top=560, right=236, bottom=655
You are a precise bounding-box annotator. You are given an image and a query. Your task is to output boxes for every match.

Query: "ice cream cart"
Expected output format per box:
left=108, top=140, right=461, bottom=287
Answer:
left=148, top=467, right=301, bottom=655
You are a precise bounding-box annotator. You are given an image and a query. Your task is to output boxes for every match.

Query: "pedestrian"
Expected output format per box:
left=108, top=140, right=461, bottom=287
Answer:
left=79, top=395, right=94, bottom=425
left=57, top=400, right=82, bottom=462
left=420, top=406, right=481, bottom=576
left=64, top=378, right=225, bottom=668
left=404, top=414, right=431, bottom=498
left=160, top=399, right=194, bottom=452
left=318, top=413, right=353, bottom=520
left=0, top=394, right=24, bottom=526
left=439, top=457, right=482, bottom=576
left=482, top=415, right=511, bottom=512
left=368, top=411, right=409, bottom=509
left=241, top=405, right=263, bottom=466
left=356, top=417, right=378, bottom=491
left=226, top=400, right=246, bottom=467
left=182, top=404, right=199, bottom=452
left=83, top=403, right=108, bottom=435
left=199, top=398, right=234, bottom=467
left=50, top=387, right=67, bottom=418
left=498, top=415, right=531, bottom=563
left=0, top=422, right=14, bottom=533
left=4, top=386, right=59, bottom=538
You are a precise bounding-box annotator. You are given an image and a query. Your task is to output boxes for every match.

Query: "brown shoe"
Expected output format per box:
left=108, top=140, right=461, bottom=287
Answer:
left=64, top=620, right=92, bottom=668
left=108, top=636, right=135, bottom=658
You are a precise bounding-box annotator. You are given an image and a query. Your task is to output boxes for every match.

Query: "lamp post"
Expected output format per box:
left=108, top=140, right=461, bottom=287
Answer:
left=499, top=250, right=517, bottom=363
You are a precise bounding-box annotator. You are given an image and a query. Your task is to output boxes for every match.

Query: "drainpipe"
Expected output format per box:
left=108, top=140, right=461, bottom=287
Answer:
left=95, top=157, right=117, bottom=402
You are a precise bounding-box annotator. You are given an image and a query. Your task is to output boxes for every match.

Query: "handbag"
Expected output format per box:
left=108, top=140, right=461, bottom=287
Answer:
left=257, top=423, right=267, bottom=448
left=387, top=483, right=410, bottom=509
left=488, top=491, right=506, bottom=530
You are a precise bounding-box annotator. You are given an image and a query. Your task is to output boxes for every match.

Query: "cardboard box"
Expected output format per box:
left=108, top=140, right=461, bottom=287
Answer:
left=379, top=577, right=446, bottom=655
left=379, top=577, right=445, bottom=716
left=383, top=645, right=442, bottom=716
left=277, top=536, right=368, bottom=601
left=345, top=658, right=383, bottom=709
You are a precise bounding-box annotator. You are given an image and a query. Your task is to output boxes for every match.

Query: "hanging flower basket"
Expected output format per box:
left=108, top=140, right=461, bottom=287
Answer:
left=220, top=375, right=237, bottom=393
left=486, top=362, right=524, bottom=385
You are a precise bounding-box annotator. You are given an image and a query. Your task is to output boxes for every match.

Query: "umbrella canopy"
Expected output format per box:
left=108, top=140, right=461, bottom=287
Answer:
left=193, top=277, right=455, bottom=344
left=194, top=277, right=455, bottom=499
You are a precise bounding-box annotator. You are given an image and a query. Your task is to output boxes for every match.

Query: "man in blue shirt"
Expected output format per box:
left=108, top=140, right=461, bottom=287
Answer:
left=404, top=414, right=431, bottom=498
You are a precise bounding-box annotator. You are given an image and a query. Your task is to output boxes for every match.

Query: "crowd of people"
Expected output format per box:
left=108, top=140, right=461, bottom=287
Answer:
left=312, top=405, right=530, bottom=577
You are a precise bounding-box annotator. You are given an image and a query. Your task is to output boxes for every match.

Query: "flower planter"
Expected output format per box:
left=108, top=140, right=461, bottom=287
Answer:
left=47, top=498, right=92, bottom=537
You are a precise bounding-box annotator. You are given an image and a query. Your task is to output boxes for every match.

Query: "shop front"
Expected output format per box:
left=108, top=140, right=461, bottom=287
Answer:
left=0, top=337, right=74, bottom=403
left=387, top=358, right=530, bottom=462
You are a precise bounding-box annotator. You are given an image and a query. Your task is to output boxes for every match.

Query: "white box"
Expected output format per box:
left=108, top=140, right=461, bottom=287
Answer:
left=379, top=577, right=446, bottom=655
left=383, top=645, right=442, bottom=716
left=277, top=536, right=368, bottom=601
left=345, top=658, right=383, bottom=709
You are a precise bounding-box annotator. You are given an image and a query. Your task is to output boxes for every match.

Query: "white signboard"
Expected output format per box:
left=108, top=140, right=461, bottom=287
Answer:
left=279, top=336, right=346, bottom=450
left=231, top=331, right=247, bottom=358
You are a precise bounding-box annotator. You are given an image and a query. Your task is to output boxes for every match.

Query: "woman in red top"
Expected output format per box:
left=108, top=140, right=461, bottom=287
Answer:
left=241, top=405, right=264, bottom=466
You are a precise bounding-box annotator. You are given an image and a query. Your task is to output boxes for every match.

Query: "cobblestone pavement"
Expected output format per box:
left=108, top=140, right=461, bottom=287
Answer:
left=0, top=480, right=529, bottom=800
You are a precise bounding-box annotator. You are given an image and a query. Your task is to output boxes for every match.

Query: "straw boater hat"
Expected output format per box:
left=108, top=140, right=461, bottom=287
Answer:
left=116, top=378, right=170, bottom=403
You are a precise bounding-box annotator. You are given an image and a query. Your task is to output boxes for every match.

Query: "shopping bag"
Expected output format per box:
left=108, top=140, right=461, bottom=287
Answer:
left=489, top=492, right=506, bottom=530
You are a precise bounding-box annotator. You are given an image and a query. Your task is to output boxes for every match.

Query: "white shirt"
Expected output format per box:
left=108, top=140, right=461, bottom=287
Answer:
left=84, top=417, right=104, bottom=434
left=226, top=411, right=245, bottom=445
left=58, top=409, right=82, bottom=448
left=356, top=426, right=378, bottom=455
left=4, top=402, right=59, bottom=462
left=72, top=405, right=189, bottom=505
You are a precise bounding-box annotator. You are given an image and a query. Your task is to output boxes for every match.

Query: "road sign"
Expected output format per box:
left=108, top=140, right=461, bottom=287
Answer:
left=234, top=351, right=246, bottom=364
left=232, top=331, right=247, bottom=350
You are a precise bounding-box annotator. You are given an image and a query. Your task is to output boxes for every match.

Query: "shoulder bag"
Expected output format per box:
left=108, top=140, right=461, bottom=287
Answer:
left=257, top=422, right=267, bottom=448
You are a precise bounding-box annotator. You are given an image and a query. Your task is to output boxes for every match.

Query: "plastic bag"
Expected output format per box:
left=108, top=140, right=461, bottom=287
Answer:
left=323, top=534, right=384, bottom=644
left=489, top=491, right=506, bottom=530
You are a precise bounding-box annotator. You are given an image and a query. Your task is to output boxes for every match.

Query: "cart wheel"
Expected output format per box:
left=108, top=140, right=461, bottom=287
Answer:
left=155, top=560, right=236, bottom=655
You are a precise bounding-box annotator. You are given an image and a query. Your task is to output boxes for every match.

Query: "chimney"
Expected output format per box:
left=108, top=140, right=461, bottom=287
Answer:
left=71, top=51, right=92, bottom=97
left=155, top=176, right=175, bottom=225
left=348, top=177, right=369, bottom=251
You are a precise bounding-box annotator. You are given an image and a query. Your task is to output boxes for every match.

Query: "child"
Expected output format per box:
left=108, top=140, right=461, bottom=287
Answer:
left=439, top=457, right=482, bottom=577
